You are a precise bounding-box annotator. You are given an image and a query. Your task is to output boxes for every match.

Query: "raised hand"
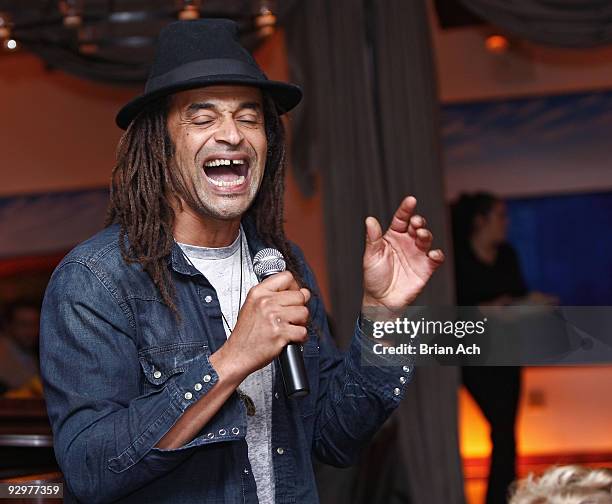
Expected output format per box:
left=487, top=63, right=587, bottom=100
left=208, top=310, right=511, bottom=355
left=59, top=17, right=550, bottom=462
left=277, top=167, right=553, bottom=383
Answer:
left=362, top=196, right=445, bottom=317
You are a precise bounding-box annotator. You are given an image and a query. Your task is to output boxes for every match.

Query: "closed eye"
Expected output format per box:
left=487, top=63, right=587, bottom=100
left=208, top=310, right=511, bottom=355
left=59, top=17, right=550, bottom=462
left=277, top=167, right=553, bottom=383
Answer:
left=237, top=113, right=259, bottom=122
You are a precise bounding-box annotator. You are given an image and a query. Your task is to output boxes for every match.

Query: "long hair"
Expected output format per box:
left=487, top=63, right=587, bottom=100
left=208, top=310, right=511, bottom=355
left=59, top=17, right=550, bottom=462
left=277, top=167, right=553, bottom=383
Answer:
left=105, top=91, right=304, bottom=314
left=450, top=191, right=500, bottom=253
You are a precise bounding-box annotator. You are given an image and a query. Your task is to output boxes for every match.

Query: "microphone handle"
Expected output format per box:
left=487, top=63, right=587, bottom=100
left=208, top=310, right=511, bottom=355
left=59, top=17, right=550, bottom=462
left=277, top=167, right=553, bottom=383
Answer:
left=259, top=270, right=310, bottom=398
left=279, top=343, right=309, bottom=398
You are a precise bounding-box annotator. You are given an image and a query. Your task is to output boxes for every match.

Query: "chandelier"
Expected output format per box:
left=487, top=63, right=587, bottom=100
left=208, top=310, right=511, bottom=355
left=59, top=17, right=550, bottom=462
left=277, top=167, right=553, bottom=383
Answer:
left=0, top=0, right=278, bottom=83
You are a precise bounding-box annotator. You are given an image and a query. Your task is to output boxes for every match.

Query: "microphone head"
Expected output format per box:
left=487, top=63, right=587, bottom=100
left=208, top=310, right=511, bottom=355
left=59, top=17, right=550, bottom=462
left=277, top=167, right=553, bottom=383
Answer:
left=253, top=248, right=286, bottom=279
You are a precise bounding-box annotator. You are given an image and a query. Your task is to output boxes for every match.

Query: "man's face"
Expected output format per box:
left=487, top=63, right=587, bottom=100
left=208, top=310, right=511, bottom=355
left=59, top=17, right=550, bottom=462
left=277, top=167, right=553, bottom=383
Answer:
left=166, top=85, right=267, bottom=221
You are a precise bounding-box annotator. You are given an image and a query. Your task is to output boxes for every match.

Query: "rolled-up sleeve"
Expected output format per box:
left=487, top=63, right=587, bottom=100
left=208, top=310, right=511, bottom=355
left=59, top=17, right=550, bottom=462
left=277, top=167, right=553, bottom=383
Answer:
left=40, top=261, right=242, bottom=503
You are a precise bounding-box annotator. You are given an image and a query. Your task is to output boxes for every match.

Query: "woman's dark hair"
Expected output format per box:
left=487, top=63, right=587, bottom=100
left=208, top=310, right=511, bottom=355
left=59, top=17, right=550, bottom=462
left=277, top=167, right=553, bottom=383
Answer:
left=105, top=91, right=303, bottom=314
left=451, top=191, right=501, bottom=252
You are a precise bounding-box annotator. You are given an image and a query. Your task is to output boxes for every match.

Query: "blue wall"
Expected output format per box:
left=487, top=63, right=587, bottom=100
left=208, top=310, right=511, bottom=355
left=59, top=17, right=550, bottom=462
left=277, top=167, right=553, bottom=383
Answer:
left=507, top=191, right=612, bottom=305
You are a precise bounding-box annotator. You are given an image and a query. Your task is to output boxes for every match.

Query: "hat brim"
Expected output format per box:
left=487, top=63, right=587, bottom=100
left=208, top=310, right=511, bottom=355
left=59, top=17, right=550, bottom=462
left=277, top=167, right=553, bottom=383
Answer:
left=115, top=75, right=302, bottom=130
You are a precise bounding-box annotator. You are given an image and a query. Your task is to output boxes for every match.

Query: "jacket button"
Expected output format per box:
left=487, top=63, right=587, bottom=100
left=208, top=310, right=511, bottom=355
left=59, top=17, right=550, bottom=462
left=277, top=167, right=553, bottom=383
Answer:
left=207, top=432, right=214, bottom=439
left=244, top=468, right=249, bottom=475
left=276, top=447, right=284, bottom=455
left=403, top=365, right=410, bottom=373
left=153, top=371, right=162, bottom=379
left=184, top=392, right=193, bottom=400
left=232, top=427, right=240, bottom=435
left=204, top=295, right=212, bottom=303
left=203, top=374, right=211, bottom=383
left=194, top=383, right=202, bottom=391
left=399, top=376, right=406, bottom=385
left=393, top=388, right=401, bottom=396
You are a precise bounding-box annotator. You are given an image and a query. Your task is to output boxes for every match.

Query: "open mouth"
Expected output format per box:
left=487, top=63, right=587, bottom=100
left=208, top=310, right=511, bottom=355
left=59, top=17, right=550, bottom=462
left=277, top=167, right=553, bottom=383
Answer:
left=203, top=158, right=249, bottom=188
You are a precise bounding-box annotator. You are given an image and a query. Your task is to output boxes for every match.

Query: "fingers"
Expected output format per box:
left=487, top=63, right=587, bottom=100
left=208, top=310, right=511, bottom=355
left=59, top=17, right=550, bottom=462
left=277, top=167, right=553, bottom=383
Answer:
left=391, top=196, right=443, bottom=257
left=365, top=216, right=384, bottom=243
left=403, top=208, right=434, bottom=251
left=415, top=227, right=433, bottom=251
left=284, top=324, right=309, bottom=344
left=275, top=288, right=311, bottom=307
left=259, top=270, right=300, bottom=292
left=407, top=214, right=426, bottom=237
left=274, top=306, right=309, bottom=344
left=364, top=216, right=385, bottom=257
left=300, top=288, right=312, bottom=304
left=389, top=195, right=417, bottom=233
left=427, top=248, right=445, bottom=264
left=281, top=305, right=310, bottom=326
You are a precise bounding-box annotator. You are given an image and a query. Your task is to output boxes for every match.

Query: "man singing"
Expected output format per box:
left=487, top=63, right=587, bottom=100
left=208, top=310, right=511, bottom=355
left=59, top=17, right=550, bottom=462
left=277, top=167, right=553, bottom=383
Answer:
left=40, top=19, right=444, bottom=503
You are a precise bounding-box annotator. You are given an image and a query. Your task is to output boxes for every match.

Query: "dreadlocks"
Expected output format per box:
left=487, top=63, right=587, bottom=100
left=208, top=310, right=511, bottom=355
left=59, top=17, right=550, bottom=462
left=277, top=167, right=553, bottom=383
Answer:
left=106, top=92, right=304, bottom=315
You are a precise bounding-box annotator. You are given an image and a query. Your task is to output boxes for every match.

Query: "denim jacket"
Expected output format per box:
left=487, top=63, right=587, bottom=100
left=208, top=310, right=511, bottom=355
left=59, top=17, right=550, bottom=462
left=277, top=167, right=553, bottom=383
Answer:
left=40, top=218, right=412, bottom=503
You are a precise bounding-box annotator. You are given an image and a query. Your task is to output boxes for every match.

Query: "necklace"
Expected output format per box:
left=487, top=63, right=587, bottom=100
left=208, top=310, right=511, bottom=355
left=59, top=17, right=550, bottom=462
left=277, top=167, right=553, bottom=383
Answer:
left=220, top=230, right=243, bottom=334
left=176, top=228, right=256, bottom=416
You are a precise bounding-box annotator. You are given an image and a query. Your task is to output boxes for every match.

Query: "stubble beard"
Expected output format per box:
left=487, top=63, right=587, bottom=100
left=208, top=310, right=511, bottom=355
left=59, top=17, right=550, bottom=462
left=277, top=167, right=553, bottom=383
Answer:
left=190, top=170, right=262, bottom=221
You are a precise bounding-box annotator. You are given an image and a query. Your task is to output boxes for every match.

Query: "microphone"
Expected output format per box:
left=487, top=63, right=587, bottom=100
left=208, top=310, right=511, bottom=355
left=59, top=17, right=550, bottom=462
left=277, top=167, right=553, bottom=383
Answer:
left=253, top=248, right=310, bottom=398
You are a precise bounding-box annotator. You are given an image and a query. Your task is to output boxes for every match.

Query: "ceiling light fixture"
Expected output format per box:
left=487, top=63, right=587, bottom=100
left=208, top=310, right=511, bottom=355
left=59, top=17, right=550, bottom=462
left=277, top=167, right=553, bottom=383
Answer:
left=59, top=0, right=84, bottom=28
left=255, top=4, right=276, bottom=38
left=485, top=34, right=510, bottom=54
left=0, top=2, right=276, bottom=83
left=0, top=12, right=11, bottom=40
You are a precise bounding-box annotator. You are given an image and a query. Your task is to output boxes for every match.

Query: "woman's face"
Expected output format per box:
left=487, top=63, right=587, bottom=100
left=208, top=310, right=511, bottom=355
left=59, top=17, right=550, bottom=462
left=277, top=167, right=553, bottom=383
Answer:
left=475, top=200, right=508, bottom=244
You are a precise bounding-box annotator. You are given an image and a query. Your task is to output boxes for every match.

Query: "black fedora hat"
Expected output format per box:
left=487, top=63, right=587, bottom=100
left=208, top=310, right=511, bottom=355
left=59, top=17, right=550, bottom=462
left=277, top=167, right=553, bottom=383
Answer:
left=116, top=18, right=302, bottom=129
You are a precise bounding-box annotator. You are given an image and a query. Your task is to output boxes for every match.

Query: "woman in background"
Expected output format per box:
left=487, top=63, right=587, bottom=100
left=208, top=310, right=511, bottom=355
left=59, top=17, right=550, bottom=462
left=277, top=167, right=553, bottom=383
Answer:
left=452, top=192, right=556, bottom=504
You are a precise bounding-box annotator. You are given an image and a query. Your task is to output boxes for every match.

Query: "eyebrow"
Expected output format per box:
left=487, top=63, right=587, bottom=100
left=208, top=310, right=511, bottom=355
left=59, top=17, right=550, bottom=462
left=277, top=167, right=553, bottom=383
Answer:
left=186, top=101, right=262, bottom=114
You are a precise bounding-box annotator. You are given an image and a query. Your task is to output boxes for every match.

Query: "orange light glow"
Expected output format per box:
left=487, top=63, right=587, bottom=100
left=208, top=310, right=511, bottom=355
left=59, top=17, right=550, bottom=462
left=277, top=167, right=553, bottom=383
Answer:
left=178, top=6, right=199, bottom=20
left=485, top=34, right=509, bottom=54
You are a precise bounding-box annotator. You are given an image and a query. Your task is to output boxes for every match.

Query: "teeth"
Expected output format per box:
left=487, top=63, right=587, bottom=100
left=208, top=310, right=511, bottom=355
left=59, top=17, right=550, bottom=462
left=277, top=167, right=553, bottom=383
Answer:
left=206, top=175, right=246, bottom=187
left=204, top=158, right=246, bottom=167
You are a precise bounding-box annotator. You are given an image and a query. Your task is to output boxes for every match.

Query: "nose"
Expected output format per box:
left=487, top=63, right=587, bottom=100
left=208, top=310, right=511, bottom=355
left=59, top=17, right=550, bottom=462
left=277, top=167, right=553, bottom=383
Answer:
left=214, top=116, right=244, bottom=146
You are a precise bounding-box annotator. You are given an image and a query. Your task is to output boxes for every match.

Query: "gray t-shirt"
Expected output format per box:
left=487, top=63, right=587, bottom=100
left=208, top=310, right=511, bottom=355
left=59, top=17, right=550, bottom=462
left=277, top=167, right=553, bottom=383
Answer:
left=178, top=228, right=275, bottom=504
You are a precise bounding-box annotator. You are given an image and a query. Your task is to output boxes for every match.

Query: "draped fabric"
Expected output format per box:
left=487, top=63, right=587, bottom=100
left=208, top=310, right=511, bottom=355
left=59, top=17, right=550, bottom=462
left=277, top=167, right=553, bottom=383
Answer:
left=459, top=0, right=612, bottom=48
left=282, top=1, right=464, bottom=502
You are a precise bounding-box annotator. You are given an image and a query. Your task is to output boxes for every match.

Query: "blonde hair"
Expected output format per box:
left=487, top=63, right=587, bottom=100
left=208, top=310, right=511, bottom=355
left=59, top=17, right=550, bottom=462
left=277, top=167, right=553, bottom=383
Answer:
left=510, top=465, right=612, bottom=504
